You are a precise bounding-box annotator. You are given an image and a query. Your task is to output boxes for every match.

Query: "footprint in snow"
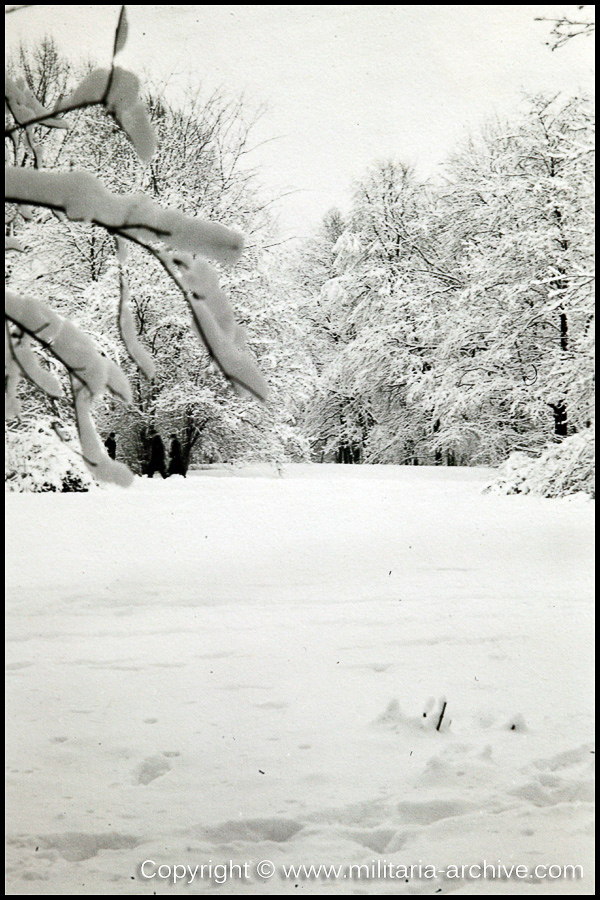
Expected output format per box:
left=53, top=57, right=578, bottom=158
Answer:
left=36, top=832, right=139, bottom=862
left=134, top=755, right=171, bottom=785
left=533, top=742, right=594, bottom=772
left=193, top=817, right=303, bottom=844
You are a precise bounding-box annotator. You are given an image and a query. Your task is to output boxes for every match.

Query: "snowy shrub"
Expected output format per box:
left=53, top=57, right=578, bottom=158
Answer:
left=488, top=430, right=595, bottom=498
left=5, top=420, right=96, bottom=493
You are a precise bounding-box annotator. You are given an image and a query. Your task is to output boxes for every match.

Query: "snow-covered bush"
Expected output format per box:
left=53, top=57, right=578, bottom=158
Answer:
left=488, top=430, right=595, bottom=498
left=5, top=420, right=96, bottom=493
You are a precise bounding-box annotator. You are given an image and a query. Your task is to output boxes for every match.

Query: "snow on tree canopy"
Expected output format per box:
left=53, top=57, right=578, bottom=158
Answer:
left=321, top=278, right=348, bottom=307
left=5, top=168, right=245, bottom=266
left=332, top=232, right=363, bottom=272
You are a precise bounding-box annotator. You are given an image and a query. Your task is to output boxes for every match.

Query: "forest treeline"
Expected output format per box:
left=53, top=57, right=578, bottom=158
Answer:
left=5, top=40, right=595, bottom=492
left=298, top=95, right=594, bottom=469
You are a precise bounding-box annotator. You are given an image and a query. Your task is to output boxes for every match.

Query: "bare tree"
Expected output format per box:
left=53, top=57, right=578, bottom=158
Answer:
left=536, top=5, right=595, bottom=50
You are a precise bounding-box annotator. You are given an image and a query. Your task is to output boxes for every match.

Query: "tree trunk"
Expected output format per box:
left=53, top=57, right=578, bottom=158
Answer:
left=550, top=402, right=568, bottom=438
left=551, top=203, right=569, bottom=433
left=560, top=311, right=568, bottom=352
left=433, top=419, right=442, bottom=464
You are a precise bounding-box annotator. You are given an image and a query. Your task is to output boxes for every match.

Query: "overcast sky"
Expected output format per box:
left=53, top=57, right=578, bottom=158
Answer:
left=6, top=5, right=595, bottom=237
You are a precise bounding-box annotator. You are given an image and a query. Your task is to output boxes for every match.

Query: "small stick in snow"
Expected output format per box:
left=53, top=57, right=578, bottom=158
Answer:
left=436, top=701, right=447, bottom=732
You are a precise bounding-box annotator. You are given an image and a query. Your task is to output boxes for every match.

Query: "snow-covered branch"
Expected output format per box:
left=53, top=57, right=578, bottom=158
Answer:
left=5, top=8, right=270, bottom=483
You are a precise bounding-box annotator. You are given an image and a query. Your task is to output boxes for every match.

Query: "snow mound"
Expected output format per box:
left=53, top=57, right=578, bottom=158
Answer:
left=372, top=697, right=451, bottom=733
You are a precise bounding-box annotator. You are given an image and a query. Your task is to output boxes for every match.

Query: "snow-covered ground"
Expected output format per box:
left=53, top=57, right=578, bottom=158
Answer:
left=5, top=465, right=595, bottom=895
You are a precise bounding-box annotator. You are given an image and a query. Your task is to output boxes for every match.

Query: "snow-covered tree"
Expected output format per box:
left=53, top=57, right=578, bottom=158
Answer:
left=7, top=39, right=312, bottom=474
left=298, top=164, right=451, bottom=464
left=5, top=7, right=269, bottom=487
left=430, top=94, right=594, bottom=462
left=297, top=95, right=594, bottom=486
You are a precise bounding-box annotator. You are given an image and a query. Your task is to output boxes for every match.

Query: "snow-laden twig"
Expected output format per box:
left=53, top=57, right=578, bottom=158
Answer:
left=5, top=289, right=131, bottom=403
left=115, top=236, right=155, bottom=380
left=5, top=168, right=244, bottom=265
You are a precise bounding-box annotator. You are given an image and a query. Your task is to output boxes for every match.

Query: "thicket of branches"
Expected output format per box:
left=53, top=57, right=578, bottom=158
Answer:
left=535, top=5, right=595, bottom=50
left=5, top=11, right=318, bottom=485
left=294, top=94, right=594, bottom=491
left=5, top=8, right=284, bottom=485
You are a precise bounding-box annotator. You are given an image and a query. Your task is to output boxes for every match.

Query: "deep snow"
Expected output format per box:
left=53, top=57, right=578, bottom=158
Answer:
left=5, top=465, right=595, bottom=894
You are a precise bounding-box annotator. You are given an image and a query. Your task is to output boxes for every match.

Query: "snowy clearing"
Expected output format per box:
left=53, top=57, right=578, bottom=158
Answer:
left=5, top=465, right=595, bottom=895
